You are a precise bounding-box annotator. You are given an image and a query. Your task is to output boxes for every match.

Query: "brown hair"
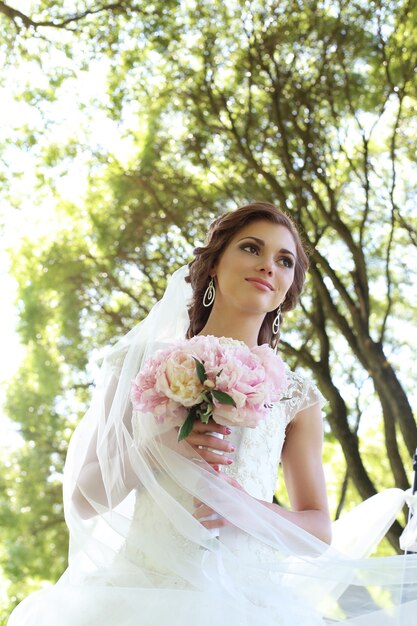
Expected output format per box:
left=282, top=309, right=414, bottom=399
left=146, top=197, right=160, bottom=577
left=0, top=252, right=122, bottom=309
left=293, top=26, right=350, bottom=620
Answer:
left=186, top=202, right=309, bottom=348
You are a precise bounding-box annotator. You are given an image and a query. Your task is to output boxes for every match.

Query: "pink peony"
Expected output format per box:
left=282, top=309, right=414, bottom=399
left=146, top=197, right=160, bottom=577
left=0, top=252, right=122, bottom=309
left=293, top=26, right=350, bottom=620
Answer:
left=209, top=342, right=283, bottom=427
left=131, top=346, right=187, bottom=424
left=155, top=348, right=205, bottom=406
left=251, top=344, right=287, bottom=403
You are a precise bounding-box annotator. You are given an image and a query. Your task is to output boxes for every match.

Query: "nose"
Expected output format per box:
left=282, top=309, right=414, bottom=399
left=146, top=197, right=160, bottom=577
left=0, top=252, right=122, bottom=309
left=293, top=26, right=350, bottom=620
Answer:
left=256, top=256, right=274, bottom=276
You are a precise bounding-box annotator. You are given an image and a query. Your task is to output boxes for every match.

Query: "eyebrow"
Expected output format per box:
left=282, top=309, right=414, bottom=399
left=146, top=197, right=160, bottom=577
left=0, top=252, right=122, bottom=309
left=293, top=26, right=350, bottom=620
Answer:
left=237, top=236, right=296, bottom=258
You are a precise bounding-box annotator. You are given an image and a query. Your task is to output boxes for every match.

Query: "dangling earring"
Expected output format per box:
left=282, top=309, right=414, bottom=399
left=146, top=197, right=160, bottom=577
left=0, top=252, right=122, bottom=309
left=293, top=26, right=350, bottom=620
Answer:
left=203, top=277, right=215, bottom=308
left=272, top=305, right=281, bottom=335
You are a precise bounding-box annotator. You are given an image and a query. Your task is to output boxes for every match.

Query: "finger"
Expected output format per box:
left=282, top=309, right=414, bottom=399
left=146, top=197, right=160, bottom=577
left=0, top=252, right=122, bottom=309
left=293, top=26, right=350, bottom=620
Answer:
left=193, top=448, right=233, bottom=467
left=193, top=503, right=214, bottom=519
left=193, top=507, right=227, bottom=528
left=200, top=518, right=228, bottom=529
left=218, top=473, right=244, bottom=490
left=192, top=420, right=232, bottom=437
left=187, top=433, right=235, bottom=454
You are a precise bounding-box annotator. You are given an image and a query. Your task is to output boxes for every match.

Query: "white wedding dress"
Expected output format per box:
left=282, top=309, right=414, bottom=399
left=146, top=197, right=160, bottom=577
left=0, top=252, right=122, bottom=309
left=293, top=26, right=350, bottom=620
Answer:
left=9, top=370, right=417, bottom=625
left=8, top=267, right=417, bottom=625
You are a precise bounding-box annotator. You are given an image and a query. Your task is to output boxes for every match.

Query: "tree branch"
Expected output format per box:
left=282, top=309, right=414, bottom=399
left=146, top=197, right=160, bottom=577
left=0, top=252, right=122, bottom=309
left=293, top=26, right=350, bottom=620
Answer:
left=380, top=96, right=403, bottom=341
left=0, top=1, right=131, bottom=31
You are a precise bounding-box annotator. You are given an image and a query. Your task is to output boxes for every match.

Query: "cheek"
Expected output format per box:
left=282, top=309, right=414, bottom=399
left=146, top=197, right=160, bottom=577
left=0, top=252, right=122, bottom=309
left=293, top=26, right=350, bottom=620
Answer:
left=280, top=272, right=295, bottom=297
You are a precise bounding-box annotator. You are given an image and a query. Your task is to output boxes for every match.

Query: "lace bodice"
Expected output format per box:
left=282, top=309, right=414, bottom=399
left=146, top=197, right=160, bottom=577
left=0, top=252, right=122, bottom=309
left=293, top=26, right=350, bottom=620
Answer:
left=221, top=368, right=325, bottom=500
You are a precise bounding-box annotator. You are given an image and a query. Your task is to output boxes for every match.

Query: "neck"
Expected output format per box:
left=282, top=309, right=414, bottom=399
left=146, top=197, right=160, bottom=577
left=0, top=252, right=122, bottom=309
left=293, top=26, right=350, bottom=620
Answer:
left=198, top=307, right=264, bottom=347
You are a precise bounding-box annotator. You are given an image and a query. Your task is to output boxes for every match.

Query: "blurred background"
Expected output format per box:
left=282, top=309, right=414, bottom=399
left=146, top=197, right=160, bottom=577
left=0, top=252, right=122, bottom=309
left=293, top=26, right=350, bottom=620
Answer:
left=1, top=1, right=416, bottom=623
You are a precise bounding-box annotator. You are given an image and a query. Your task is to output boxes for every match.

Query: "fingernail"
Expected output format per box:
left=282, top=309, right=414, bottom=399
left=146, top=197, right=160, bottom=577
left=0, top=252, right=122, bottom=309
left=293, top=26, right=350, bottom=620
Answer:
left=230, top=445, right=235, bottom=452
left=213, top=465, right=219, bottom=471
left=226, top=458, right=233, bottom=465
left=225, top=427, right=232, bottom=434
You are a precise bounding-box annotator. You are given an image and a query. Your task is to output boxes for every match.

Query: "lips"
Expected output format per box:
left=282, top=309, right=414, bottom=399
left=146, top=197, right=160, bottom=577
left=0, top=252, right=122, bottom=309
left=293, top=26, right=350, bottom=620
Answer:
left=245, top=277, right=274, bottom=291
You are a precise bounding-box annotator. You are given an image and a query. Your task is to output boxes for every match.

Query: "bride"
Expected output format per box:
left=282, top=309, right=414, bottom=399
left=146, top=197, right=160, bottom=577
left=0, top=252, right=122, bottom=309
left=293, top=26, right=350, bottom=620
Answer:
left=8, top=202, right=417, bottom=625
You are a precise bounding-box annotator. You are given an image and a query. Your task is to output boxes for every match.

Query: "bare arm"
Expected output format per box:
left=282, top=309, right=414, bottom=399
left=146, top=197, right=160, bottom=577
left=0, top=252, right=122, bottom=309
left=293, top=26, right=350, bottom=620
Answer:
left=71, top=429, right=140, bottom=520
left=71, top=373, right=139, bottom=519
left=273, top=401, right=331, bottom=543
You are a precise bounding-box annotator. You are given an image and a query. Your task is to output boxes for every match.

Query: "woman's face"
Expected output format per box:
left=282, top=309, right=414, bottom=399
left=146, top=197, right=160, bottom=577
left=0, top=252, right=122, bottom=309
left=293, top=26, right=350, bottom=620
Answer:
left=212, top=219, right=296, bottom=316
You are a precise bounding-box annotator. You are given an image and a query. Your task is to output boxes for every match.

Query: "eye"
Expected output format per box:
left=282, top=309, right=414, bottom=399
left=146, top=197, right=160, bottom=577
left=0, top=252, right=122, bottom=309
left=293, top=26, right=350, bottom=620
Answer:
left=278, top=256, right=294, bottom=269
left=240, top=243, right=259, bottom=255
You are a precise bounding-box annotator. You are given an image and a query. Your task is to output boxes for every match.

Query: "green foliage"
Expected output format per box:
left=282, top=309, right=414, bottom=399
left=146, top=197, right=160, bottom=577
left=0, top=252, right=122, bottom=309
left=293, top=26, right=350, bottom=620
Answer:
left=1, top=0, right=417, bottom=616
left=0, top=441, right=67, bottom=624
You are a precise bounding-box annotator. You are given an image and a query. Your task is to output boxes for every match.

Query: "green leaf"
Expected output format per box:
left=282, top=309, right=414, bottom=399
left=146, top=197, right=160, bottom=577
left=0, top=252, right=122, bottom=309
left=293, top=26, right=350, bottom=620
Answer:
left=177, top=409, right=197, bottom=441
left=193, top=358, right=207, bottom=384
left=211, top=390, right=236, bottom=406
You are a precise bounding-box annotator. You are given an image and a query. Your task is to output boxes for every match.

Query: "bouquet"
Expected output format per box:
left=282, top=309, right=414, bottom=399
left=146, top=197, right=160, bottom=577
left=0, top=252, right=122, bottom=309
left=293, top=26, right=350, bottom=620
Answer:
left=131, top=335, right=287, bottom=441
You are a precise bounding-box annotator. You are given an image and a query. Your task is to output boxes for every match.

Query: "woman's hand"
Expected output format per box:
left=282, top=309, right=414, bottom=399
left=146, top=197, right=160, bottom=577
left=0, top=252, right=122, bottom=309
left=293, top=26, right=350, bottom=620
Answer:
left=193, top=474, right=244, bottom=529
left=182, top=418, right=235, bottom=469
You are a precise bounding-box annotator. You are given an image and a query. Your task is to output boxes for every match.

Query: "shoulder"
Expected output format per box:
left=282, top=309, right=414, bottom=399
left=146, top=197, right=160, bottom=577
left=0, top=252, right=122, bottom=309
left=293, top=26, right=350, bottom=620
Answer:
left=280, top=367, right=326, bottom=426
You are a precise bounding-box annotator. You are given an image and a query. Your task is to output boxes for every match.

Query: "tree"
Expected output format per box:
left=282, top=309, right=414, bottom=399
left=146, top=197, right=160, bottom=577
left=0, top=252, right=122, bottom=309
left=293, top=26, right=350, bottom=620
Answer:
left=1, top=0, right=417, bottom=618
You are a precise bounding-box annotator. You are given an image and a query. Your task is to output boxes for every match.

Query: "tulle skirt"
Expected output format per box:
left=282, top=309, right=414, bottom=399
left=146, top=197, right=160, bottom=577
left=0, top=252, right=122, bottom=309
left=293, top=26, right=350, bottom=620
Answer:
left=8, top=557, right=417, bottom=626
left=8, top=487, right=417, bottom=626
